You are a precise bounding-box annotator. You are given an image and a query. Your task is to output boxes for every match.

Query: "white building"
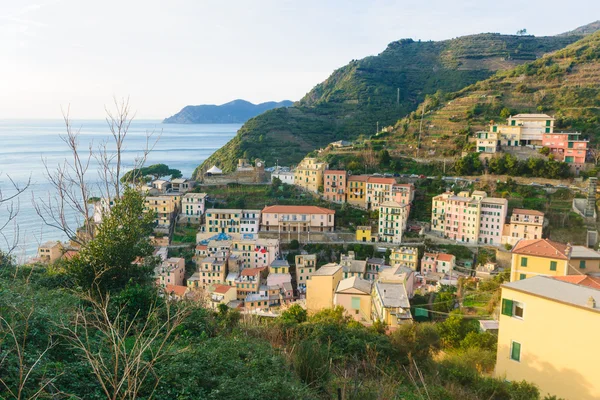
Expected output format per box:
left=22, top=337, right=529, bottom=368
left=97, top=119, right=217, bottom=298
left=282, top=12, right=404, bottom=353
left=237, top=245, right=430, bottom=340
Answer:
left=271, top=167, right=295, bottom=185
left=378, top=201, right=410, bottom=244
left=240, top=210, right=261, bottom=239
left=179, top=193, right=207, bottom=224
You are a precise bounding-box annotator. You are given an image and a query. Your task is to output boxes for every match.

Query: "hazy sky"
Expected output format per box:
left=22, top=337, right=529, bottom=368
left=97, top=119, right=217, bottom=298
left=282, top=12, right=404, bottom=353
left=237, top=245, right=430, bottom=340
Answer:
left=1, top=0, right=599, bottom=119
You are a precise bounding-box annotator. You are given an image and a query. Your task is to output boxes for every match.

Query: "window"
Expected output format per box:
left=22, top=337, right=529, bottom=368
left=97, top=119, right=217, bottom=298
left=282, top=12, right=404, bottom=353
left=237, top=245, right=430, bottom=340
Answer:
left=501, top=299, right=513, bottom=316
left=520, top=257, right=528, bottom=267
left=550, top=261, right=557, bottom=271
left=351, top=297, right=361, bottom=309
left=580, top=260, right=586, bottom=269
left=510, top=341, right=521, bottom=362
left=513, top=301, right=524, bottom=319
left=519, top=273, right=526, bottom=280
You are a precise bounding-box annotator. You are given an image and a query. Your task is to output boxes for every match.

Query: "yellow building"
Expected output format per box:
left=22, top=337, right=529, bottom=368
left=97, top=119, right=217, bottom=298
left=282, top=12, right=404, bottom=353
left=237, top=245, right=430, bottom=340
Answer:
left=371, top=279, right=412, bottom=328
left=306, top=263, right=343, bottom=313
left=334, top=277, right=372, bottom=323
left=495, top=276, right=600, bottom=400
left=203, top=208, right=261, bottom=237
left=356, top=226, right=374, bottom=242
left=269, top=259, right=290, bottom=274
left=188, top=252, right=228, bottom=290
left=390, top=246, right=419, bottom=271
left=144, top=194, right=181, bottom=228
left=492, top=113, right=555, bottom=146
left=347, top=175, right=368, bottom=208
left=475, top=130, right=499, bottom=153
left=295, top=253, right=317, bottom=293
left=36, top=241, right=64, bottom=263
left=510, top=239, right=600, bottom=282
left=293, top=157, right=328, bottom=193
left=206, top=284, right=237, bottom=310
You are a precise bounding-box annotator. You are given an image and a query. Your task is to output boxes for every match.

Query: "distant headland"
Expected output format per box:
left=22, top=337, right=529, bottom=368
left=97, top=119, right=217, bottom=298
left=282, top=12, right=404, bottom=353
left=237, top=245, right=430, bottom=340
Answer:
left=163, top=99, right=293, bottom=124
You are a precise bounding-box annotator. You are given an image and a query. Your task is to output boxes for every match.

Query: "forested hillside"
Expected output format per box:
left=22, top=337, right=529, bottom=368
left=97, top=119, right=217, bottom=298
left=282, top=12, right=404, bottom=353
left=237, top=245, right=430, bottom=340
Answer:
left=381, top=29, right=600, bottom=158
left=195, top=24, right=599, bottom=176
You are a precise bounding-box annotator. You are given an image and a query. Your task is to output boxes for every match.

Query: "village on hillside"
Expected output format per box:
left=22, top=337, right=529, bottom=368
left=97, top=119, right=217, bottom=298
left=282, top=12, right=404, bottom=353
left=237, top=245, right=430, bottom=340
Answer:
left=28, top=114, right=600, bottom=399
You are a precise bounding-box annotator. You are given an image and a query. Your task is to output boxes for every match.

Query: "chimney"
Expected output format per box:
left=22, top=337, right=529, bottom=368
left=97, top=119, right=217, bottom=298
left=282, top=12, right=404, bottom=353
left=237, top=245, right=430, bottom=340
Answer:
left=587, top=296, right=596, bottom=309
left=565, top=243, right=572, bottom=259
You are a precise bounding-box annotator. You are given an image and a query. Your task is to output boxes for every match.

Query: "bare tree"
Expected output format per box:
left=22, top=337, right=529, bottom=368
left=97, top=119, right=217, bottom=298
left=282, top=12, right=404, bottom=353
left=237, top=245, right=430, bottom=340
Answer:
left=34, top=99, right=160, bottom=246
left=588, top=143, right=600, bottom=166
left=60, top=293, right=187, bottom=400
left=0, top=173, right=30, bottom=254
left=362, top=147, right=378, bottom=170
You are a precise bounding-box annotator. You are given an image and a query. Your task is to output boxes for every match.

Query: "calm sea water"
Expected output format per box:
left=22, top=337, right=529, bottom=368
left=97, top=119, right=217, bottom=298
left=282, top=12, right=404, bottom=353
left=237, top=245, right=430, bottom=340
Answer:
left=0, top=120, right=239, bottom=260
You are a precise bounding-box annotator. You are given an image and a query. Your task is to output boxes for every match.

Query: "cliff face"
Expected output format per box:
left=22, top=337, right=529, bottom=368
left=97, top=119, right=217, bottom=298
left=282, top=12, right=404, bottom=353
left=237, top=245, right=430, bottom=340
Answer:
left=163, top=99, right=293, bottom=124
left=197, top=29, right=593, bottom=176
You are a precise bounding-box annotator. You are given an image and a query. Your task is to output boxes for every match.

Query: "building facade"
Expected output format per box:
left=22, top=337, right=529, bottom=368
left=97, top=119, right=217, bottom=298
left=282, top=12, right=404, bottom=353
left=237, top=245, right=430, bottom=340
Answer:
left=390, top=246, right=419, bottom=271
left=179, top=193, right=206, bottom=224
left=323, top=170, right=348, bottom=203
left=378, top=201, right=410, bottom=244
left=293, top=157, right=328, bottom=193
left=260, top=205, right=335, bottom=232
left=295, top=253, right=317, bottom=293
left=502, top=209, right=544, bottom=246
left=306, top=264, right=343, bottom=313
left=347, top=175, right=368, bottom=208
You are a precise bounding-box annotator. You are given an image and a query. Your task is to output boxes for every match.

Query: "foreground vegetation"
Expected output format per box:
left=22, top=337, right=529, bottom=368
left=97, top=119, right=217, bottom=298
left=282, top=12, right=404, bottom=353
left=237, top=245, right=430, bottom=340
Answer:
left=0, top=190, right=568, bottom=399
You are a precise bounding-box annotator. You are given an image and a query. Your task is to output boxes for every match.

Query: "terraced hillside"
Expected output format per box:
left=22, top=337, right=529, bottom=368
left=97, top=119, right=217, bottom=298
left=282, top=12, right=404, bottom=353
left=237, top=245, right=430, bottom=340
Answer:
left=383, top=30, right=600, bottom=158
left=195, top=25, right=599, bottom=176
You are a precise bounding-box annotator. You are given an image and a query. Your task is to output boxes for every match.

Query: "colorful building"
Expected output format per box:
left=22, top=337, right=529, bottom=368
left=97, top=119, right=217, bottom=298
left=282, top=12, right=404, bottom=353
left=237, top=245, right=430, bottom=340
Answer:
left=334, top=276, right=373, bottom=323
left=542, top=132, right=588, bottom=167
left=475, top=130, right=499, bottom=153
left=356, top=225, right=375, bottom=242
left=365, top=257, right=389, bottom=281
left=390, top=246, right=419, bottom=271
left=144, top=194, right=181, bottom=229
left=431, top=190, right=507, bottom=246
left=260, top=205, right=335, bottom=233
left=340, top=251, right=366, bottom=279
left=421, top=252, right=456, bottom=274
left=203, top=208, right=261, bottom=237
left=306, top=264, right=343, bottom=313
left=36, top=241, right=64, bottom=263
left=495, top=276, right=600, bottom=400
left=207, top=284, right=237, bottom=310
left=510, top=239, right=600, bottom=282
left=230, top=238, right=280, bottom=269
left=378, top=201, right=410, bottom=244
left=366, top=177, right=396, bottom=210
left=293, top=157, right=328, bottom=193
left=295, top=253, right=317, bottom=294
left=347, top=175, right=368, bottom=208
left=392, top=183, right=415, bottom=205
left=502, top=209, right=544, bottom=246
left=235, top=267, right=267, bottom=301
left=155, top=257, right=185, bottom=287
left=323, top=170, right=348, bottom=203
left=179, top=192, right=206, bottom=225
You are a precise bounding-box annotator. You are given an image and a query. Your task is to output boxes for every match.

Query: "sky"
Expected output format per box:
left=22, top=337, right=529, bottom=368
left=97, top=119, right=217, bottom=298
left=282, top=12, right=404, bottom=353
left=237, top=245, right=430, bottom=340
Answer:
left=1, top=0, right=599, bottom=119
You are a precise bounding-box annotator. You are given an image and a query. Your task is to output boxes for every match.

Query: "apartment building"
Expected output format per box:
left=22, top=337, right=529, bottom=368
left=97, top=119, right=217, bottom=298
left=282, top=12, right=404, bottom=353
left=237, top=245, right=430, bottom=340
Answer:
left=293, top=157, right=328, bottom=193
left=179, top=192, right=206, bottom=225
left=261, top=205, right=335, bottom=232
left=323, top=170, right=348, bottom=203
left=392, top=183, right=415, bottom=205
left=235, top=267, right=267, bottom=301
left=144, top=194, right=181, bottom=229
left=204, top=208, right=261, bottom=237
left=230, top=238, right=280, bottom=269
left=495, top=276, right=600, bottom=400
left=207, top=284, right=237, bottom=310
left=366, top=177, right=396, bottom=210
left=542, top=132, right=588, bottom=166
left=171, top=178, right=195, bottom=193
left=271, top=167, right=295, bottom=185
left=155, top=257, right=185, bottom=287
left=347, top=175, right=368, bottom=208
left=295, top=253, right=317, bottom=294
left=378, top=201, right=410, bottom=244
left=475, top=130, right=499, bottom=153
left=431, top=190, right=507, bottom=246
left=365, top=257, right=389, bottom=281
left=502, top=209, right=544, bottom=246
left=340, top=251, right=366, bottom=279
left=390, top=246, right=419, bottom=271
left=421, top=252, right=456, bottom=274
left=491, top=114, right=555, bottom=146
left=334, top=277, right=372, bottom=323
left=36, top=241, right=64, bottom=263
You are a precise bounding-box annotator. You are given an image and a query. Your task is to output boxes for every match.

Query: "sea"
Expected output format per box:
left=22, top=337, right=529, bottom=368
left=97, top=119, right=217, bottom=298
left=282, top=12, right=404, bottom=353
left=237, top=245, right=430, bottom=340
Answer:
left=0, top=120, right=239, bottom=261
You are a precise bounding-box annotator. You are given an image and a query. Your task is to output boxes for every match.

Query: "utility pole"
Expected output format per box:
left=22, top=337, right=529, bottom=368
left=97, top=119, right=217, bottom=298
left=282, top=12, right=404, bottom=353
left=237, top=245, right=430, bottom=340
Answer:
left=417, top=99, right=427, bottom=158
left=376, top=121, right=379, bottom=134
left=397, top=88, right=400, bottom=105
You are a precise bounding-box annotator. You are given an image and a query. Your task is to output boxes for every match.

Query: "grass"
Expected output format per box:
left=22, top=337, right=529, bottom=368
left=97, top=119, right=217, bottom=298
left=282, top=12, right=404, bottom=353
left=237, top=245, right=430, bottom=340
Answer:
left=172, top=225, right=197, bottom=244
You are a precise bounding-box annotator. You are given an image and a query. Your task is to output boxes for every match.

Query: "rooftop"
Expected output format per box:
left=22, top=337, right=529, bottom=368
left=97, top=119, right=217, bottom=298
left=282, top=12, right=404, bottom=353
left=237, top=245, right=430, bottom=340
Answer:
left=348, top=175, right=369, bottom=182
left=512, top=239, right=569, bottom=260
left=569, top=246, right=600, bottom=260
left=262, top=205, right=335, bottom=214
left=553, top=275, right=600, bottom=289
left=342, top=259, right=367, bottom=274
left=270, top=259, right=290, bottom=268
left=183, top=192, right=206, bottom=199
left=513, top=208, right=544, bottom=217
left=206, top=208, right=261, bottom=214
left=503, top=275, right=600, bottom=312
left=437, top=253, right=455, bottom=262
left=368, top=176, right=396, bottom=185
left=164, top=285, right=188, bottom=297
left=212, top=284, right=235, bottom=294
left=511, top=113, right=554, bottom=120
left=240, top=267, right=266, bottom=277
left=375, top=282, right=410, bottom=308
left=336, top=276, right=372, bottom=294
left=313, top=264, right=342, bottom=276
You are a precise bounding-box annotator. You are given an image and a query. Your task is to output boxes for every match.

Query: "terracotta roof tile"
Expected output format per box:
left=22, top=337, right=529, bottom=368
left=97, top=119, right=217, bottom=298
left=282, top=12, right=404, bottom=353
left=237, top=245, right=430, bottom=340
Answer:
left=367, top=177, right=396, bottom=184
left=348, top=175, right=369, bottom=182
left=212, top=284, right=234, bottom=294
left=553, top=275, right=600, bottom=289
left=165, top=285, right=188, bottom=297
left=512, top=239, right=569, bottom=260
left=436, top=253, right=455, bottom=262
left=513, top=208, right=544, bottom=217
left=240, top=267, right=266, bottom=276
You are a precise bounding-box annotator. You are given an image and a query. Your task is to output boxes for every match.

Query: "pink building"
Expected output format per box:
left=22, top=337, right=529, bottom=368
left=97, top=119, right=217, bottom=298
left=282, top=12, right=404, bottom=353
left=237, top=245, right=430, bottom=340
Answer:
left=366, top=177, right=396, bottom=210
left=156, top=257, right=185, bottom=287
left=542, top=132, right=588, bottom=166
left=421, top=253, right=456, bottom=274
left=324, top=170, right=348, bottom=203
left=392, top=183, right=415, bottom=205
left=260, top=205, right=335, bottom=232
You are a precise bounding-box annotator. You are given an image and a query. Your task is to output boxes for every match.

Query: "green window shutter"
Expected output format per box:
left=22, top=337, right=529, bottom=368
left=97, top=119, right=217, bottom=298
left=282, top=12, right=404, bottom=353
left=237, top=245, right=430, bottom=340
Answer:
left=545, top=127, right=550, bottom=133
left=546, top=120, right=551, bottom=127
left=511, top=120, right=516, bottom=126
left=493, top=125, right=498, bottom=132
left=501, top=299, right=513, bottom=316
left=520, top=257, right=527, bottom=267
left=519, top=273, right=526, bottom=280
left=511, top=342, right=521, bottom=362
left=550, top=261, right=557, bottom=271
left=351, top=297, right=361, bottom=309
left=580, top=260, right=586, bottom=269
